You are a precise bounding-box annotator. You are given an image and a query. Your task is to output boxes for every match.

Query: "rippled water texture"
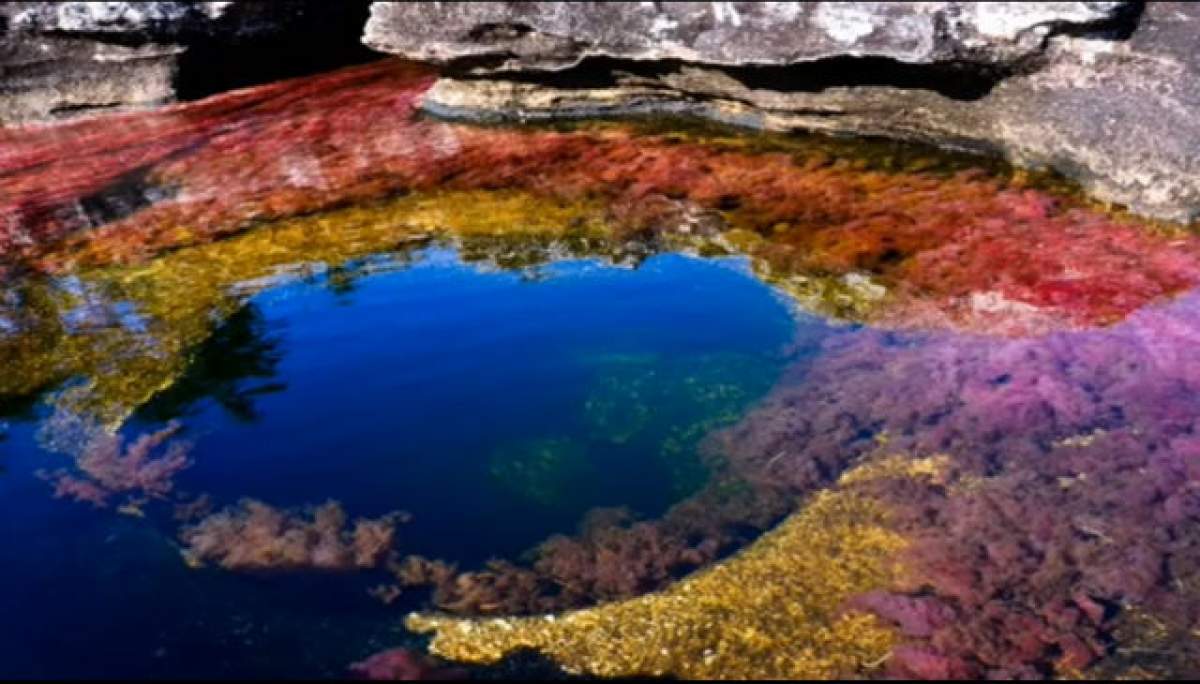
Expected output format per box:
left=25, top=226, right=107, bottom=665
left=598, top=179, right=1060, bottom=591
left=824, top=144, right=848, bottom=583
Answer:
left=2, top=59, right=1200, bottom=680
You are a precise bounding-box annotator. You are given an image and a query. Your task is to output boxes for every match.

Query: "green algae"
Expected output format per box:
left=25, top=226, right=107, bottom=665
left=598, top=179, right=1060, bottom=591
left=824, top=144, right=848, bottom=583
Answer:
left=582, top=351, right=781, bottom=497
left=488, top=437, right=595, bottom=507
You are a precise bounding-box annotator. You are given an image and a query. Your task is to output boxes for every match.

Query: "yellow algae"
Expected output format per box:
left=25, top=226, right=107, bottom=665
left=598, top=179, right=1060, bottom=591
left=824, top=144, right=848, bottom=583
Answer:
left=838, top=453, right=949, bottom=487
left=1084, top=607, right=1200, bottom=680
left=3, top=190, right=611, bottom=428
left=706, top=227, right=890, bottom=323
left=405, top=458, right=938, bottom=680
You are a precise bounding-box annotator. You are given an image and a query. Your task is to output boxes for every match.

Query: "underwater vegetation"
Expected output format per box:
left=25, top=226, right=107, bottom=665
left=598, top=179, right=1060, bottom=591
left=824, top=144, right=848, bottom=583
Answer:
left=583, top=352, right=780, bottom=496
left=35, top=415, right=192, bottom=510
left=709, top=290, right=1200, bottom=678
left=487, top=437, right=593, bottom=507
left=395, top=267, right=1200, bottom=680
left=348, top=647, right=466, bottom=681
left=179, top=499, right=409, bottom=572
left=2, top=56, right=1200, bottom=681
left=407, top=458, right=939, bottom=679
left=1, top=60, right=1197, bottom=341
left=378, top=463, right=794, bottom=618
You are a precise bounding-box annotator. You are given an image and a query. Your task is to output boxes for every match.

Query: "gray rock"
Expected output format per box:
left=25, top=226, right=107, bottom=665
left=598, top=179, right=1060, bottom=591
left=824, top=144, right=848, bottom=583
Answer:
left=372, top=1, right=1198, bottom=224
left=0, top=1, right=376, bottom=124
left=0, top=35, right=182, bottom=124
left=5, top=2, right=233, bottom=36
left=0, top=2, right=234, bottom=123
left=364, top=1, right=1128, bottom=70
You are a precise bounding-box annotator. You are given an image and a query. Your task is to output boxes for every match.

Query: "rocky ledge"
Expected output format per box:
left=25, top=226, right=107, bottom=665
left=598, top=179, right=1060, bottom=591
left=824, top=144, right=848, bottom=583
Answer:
left=0, top=2, right=1196, bottom=225
left=366, top=1, right=1200, bottom=225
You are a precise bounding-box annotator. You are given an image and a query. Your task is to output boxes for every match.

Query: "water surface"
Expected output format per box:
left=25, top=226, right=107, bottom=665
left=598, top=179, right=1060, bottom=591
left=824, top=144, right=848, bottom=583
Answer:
left=0, top=246, right=807, bottom=678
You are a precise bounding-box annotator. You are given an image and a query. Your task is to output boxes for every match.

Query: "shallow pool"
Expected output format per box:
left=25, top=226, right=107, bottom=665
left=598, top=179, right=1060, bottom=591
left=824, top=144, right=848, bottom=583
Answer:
left=0, top=246, right=812, bottom=678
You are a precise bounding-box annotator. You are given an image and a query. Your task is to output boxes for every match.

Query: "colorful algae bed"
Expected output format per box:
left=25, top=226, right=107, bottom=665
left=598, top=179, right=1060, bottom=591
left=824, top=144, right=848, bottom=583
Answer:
left=1, top=60, right=1200, bottom=680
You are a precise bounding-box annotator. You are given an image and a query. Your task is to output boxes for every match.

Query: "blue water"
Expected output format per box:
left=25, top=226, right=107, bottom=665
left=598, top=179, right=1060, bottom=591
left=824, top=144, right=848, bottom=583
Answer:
left=0, top=247, right=819, bottom=678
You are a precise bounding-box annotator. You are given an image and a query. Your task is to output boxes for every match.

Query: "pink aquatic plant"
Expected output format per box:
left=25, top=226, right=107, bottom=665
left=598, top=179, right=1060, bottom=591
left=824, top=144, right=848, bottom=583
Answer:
left=41, top=473, right=111, bottom=508
left=380, top=480, right=793, bottom=616
left=349, top=647, right=466, bottom=681
left=180, top=499, right=409, bottom=571
left=36, top=420, right=192, bottom=508
left=716, top=289, right=1200, bottom=677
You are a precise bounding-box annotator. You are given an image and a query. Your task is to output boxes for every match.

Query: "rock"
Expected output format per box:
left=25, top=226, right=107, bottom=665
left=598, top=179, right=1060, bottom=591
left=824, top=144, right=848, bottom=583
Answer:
left=368, top=1, right=1200, bottom=224
left=0, top=31, right=182, bottom=123
left=4, top=2, right=232, bottom=37
left=0, top=2, right=235, bottom=123
left=363, top=2, right=1127, bottom=70
left=0, top=1, right=376, bottom=124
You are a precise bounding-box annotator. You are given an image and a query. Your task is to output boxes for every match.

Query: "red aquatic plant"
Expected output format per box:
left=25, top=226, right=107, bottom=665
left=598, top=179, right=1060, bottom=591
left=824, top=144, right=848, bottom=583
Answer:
left=36, top=420, right=192, bottom=508
left=848, top=427, right=1200, bottom=678
left=2, top=59, right=1196, bottom=334
left=0, top=60, right=437, bottom=269
left=381, top=481, right=793, bottom=616
left=179, top=499, right=410, bottom=571
left=41, top=473, right=111, bottom=508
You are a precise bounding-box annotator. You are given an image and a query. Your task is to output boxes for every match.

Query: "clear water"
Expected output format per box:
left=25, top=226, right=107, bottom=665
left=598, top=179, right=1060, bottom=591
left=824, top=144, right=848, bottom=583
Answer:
left=0, top=247, right=812, bottom=678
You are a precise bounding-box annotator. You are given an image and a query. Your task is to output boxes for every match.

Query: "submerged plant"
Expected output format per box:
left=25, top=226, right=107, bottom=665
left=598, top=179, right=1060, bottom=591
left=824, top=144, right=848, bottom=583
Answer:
left=582, top=352, right=782, bottom=495
left=179, top=499, right=410, bottom=572
left=406, top=458, right=933, bottom=679
left=35, top=416, right=191, bottom=508
left=711, top=290, right=1200, bottom=677
left=381, top=471, right=793, bottom=617
left=487, top=437, right=593, bottom=507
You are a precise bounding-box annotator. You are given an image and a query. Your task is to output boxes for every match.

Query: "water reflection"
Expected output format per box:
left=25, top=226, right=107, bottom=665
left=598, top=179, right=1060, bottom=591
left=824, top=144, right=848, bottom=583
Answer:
left=136, top=306, right=285, bottom=424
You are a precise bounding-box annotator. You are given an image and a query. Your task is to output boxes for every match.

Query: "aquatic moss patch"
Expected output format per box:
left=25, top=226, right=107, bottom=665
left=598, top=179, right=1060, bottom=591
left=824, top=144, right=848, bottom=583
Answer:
left=488, top=437, right=594, bottom=507
left=405, top=458, right=935, bottom=679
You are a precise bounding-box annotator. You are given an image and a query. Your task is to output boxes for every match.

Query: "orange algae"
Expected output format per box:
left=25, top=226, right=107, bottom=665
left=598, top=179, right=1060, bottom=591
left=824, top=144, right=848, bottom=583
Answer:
left=405, top=457, right=941, bottom=679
